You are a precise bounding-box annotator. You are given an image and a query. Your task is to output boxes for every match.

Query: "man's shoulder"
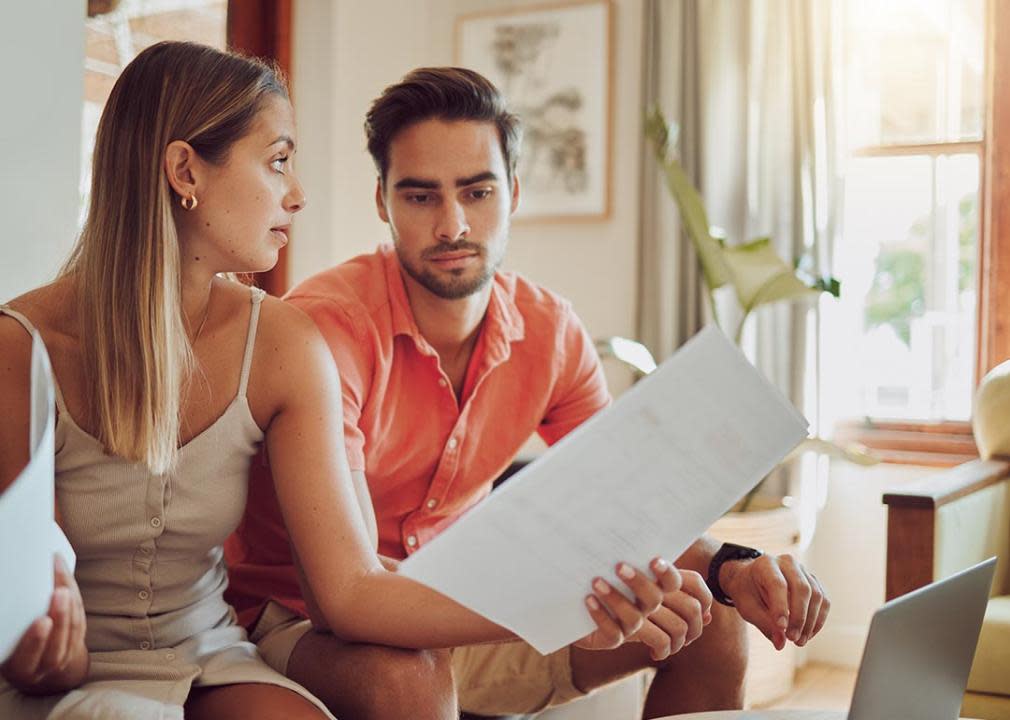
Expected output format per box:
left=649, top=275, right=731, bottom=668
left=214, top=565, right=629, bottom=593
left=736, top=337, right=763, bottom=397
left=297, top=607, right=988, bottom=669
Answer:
left=496, top=270, right=578, bottom=334
left=284, top=248, right=392, bottom=328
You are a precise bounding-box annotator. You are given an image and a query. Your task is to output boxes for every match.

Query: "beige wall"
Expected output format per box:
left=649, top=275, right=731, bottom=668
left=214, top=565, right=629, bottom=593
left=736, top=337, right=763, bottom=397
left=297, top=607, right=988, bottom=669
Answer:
left=0, top=2, right=83, bottom=301
left=291, top=0, right=646, bottom=382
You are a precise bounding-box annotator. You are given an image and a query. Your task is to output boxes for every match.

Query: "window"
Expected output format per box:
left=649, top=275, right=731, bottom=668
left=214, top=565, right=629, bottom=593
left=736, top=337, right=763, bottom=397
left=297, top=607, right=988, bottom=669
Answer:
left=82, top=1, right=227, bottom=223
left=822, top=0, right=1004, bottom=463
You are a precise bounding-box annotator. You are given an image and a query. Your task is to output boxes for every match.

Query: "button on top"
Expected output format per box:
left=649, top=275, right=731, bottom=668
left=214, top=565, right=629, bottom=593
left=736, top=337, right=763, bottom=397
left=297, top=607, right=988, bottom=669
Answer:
left=426, top=498, right=438, bottom=509
left=406, top=535, right=418, bottom=548
left=150, top=517, right=162, bottom=528
left=140, top=641, right=151, bottom=650
left=447, top=437, right=458, bottom=450
left=138, top=590, right=150, bottom=600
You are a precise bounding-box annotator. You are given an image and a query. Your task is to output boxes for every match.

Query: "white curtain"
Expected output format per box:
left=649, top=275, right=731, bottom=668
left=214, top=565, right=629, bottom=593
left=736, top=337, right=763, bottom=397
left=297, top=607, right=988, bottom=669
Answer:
left=639, top=0, right=845, bottom=492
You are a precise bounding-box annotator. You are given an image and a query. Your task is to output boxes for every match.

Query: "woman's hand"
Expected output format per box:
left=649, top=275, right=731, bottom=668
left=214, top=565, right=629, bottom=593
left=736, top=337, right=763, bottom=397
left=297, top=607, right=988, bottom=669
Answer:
left=575, top=556, right=683, bottom=654
left=1, top=555, right=89, bottom=695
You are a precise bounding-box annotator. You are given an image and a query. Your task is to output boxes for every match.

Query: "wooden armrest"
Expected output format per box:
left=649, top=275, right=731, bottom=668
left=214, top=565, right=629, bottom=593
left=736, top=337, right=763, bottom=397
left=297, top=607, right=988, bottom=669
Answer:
left=883, top=458, right=1010, bottom=509
left=883, top=457, right=1010, bottom=600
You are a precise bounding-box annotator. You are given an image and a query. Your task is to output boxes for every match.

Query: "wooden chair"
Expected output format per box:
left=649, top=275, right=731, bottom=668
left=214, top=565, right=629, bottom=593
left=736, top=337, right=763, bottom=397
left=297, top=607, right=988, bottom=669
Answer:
left=883, top=458, right=1010, bottom=720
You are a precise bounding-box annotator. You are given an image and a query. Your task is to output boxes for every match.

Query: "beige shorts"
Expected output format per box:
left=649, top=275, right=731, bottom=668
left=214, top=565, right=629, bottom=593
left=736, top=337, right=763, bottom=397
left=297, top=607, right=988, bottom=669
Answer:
left=250, top=600, right=588, bottom=715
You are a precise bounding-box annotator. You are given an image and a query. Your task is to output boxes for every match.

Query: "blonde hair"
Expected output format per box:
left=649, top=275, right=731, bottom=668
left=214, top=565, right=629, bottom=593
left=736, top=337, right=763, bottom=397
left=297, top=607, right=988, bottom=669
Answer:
left=61, top=41, right=287, bottom=474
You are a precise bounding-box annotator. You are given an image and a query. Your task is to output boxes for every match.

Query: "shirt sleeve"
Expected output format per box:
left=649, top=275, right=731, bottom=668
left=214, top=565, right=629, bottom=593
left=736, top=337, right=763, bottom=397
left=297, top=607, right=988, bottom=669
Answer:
left=538, top=303, right=612, bottom=446
left=285, top=294, right=371, bottom=471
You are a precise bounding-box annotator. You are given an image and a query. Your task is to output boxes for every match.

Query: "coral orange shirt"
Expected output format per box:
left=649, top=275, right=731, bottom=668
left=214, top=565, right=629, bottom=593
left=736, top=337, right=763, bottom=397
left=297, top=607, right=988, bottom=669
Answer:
left=224, top=245, right=610, bottom=628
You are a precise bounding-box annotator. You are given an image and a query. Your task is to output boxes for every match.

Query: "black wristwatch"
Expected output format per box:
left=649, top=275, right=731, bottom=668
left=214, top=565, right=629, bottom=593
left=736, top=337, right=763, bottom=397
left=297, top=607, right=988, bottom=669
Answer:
left=707, top=542, right=763, bottom=606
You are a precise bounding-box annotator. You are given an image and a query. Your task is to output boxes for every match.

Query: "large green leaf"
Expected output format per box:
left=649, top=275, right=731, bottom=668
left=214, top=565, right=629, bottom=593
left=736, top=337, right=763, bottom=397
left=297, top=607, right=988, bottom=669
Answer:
left=645, top=109, right=732, bottom=290
left=723, top=238, right=821, bottom=311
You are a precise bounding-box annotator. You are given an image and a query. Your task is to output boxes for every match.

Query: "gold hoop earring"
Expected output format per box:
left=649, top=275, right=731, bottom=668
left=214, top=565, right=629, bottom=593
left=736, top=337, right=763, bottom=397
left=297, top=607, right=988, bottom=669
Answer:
left=181, top=194, right=198, bottom=211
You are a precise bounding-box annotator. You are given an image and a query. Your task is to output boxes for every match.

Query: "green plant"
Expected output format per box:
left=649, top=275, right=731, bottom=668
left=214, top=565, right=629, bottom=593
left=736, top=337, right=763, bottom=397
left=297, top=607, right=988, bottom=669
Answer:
left=645, top=107, right=875, bottom=510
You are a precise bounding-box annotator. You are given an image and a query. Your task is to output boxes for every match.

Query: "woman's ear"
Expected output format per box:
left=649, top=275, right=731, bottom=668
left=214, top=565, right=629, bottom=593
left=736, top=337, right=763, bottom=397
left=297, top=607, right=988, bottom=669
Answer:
left=164, top=140, right=200, bottom=200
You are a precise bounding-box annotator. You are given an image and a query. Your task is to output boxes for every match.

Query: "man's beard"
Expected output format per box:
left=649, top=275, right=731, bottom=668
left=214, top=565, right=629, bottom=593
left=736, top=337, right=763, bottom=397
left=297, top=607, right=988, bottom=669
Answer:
left=394, top=235, right=505, bottom=300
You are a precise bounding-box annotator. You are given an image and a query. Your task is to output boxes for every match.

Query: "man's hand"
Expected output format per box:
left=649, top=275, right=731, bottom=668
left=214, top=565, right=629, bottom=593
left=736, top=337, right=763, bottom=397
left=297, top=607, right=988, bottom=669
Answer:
left=629, top=567, right=713, bottom=661
left=719, top=553, right=829, bottom=650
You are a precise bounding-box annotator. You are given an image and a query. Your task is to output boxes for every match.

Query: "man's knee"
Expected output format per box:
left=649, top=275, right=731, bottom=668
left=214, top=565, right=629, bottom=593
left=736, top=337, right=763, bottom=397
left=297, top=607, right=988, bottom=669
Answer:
left=359, top=646, right=456, bottom=717
left=288, top=631, right=457, bottom=720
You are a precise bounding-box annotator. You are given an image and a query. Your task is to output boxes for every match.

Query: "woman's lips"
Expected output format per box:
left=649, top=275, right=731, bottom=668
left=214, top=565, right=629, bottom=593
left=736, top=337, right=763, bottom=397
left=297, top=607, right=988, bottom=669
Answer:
left=271, top=228, right=289, bottom=246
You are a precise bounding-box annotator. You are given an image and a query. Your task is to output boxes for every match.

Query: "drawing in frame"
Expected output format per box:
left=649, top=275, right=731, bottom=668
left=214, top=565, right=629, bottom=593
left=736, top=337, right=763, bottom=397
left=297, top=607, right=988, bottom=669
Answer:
left=455, top=0, right=612, bottom=221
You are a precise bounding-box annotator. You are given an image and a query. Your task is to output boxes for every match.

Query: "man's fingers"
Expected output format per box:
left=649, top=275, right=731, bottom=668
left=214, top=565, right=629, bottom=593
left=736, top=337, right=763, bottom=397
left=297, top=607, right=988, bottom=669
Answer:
left=797, top=569, right=823, bottom=645
left=807, top=573, right=831, bottom=643
left=778, top=554, right=811, bottom=644
left=754, top=557, right=790, bottom=641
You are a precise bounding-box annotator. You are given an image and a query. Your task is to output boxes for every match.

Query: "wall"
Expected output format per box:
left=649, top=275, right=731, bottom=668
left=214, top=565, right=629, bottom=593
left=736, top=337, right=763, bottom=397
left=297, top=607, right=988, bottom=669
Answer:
left=291, top=0, right=646, bottom=394
left=803, top=461, right=935, bottom=667
left=0, top=2, right=84, bottom=302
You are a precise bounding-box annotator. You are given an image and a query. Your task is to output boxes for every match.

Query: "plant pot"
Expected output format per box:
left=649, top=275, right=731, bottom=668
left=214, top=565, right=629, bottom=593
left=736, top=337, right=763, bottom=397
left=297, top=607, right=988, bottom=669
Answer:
left=708, top=498, right=801, bottom=707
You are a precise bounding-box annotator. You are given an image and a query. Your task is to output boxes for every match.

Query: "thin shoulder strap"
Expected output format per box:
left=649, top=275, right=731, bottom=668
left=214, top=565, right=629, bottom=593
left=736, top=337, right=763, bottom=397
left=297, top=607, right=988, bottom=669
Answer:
left=0, top=305, right=70, bottom=414
left=237, top=286, right=266, bottom=398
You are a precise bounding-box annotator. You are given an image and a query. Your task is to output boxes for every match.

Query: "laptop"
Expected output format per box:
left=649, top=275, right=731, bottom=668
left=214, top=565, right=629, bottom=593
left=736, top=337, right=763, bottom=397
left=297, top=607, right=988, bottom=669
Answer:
left=848, top=557, right=997, bottom=720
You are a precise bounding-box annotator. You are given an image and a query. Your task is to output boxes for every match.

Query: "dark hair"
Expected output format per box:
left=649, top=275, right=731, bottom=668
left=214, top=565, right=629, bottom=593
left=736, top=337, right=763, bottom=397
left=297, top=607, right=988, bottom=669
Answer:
left=364, top=67, right=522, bottom=185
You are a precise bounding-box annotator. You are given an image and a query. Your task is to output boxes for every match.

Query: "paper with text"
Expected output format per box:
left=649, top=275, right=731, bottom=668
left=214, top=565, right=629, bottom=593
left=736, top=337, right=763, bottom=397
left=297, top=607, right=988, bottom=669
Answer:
left=400, top=326, right=809, bottom=654
left=0, top=332, right=75, bottom=663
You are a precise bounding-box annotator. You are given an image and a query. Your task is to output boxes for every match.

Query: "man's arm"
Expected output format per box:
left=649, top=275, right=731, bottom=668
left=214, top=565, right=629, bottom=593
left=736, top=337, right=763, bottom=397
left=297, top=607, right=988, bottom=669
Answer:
left=677, top=535, right=829, bottom=650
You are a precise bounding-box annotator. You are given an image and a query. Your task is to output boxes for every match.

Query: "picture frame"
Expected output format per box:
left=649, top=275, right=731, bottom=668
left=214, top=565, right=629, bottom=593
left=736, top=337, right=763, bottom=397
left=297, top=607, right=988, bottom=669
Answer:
left=455, top=0, right=612, bottom=222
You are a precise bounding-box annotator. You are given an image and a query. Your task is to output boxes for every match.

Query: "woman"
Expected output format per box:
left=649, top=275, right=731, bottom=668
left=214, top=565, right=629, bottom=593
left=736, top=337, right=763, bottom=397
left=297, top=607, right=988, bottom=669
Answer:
left=0, top=41, right=678, bottom=720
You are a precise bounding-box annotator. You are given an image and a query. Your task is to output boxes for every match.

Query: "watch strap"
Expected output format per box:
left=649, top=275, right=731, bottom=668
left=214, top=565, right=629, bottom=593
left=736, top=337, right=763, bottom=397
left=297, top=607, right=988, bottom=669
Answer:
left=707, top=542, right=763, bottom=606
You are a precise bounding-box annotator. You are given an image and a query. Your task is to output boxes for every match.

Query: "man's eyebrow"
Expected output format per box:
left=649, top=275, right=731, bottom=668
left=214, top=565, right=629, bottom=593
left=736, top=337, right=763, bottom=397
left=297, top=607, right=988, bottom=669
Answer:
left=268, top=135, right=295, bottom=150
left=394, top=177, right=440, bottom=190
left=456, top=171, right=499, bottom=187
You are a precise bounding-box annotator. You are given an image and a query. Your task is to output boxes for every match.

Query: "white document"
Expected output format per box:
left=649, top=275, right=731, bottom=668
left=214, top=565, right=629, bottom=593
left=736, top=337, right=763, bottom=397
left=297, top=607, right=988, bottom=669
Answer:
left=400, top=326, right=809, bottom=655
left=0, top=332, right=75, bottom=663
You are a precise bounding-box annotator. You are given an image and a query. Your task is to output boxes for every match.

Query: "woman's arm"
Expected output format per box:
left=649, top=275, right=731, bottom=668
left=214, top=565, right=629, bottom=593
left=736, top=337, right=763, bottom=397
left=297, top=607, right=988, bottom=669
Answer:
left=258, top=306, right=669, bottom=650
left=0, top=318, right=89, bottom=694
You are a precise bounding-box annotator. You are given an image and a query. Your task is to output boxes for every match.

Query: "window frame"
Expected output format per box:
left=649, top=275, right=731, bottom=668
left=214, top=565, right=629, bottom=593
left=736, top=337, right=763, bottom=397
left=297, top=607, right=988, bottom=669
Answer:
left=835, top=0, right=1009, bottom=465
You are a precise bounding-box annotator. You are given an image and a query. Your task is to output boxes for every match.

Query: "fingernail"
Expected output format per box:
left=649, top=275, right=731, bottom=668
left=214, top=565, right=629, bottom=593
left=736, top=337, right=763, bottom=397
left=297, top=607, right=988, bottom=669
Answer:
left=777, top=615, right=789, bottom=629
left=594, top=578, right=611, bottom=594
left=652, top=557, right=669, bottom=572
left=703, top=612, right=713, bottom=625
left=617, top=563, right=635, bottom=580
left=788, top=629, right=799, bottom=642
left=586, top=596, right=600, bottom=610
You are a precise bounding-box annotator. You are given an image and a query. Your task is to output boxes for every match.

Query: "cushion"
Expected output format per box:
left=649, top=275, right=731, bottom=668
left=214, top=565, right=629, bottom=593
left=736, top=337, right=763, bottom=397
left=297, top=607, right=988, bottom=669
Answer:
left=967, top=595, right=1010, bottom=696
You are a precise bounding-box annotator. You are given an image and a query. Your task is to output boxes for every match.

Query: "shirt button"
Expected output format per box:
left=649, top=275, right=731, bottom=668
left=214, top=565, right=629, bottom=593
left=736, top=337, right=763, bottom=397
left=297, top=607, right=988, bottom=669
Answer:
left=426, top=498, right=438, bottom=510
left=140, top=641, right=151, bottom=650
left=447, top=437, right=458, bottom=450
left=165, top=652, right=176, bottom=661
left=140, top=546, right=152, bottom=555
left=438, top=378, right=448, bottom=387
left=138, top=590, right=150, bottom=600
left=406, top=535, right=418, bottom=548
left=150, top=517, right=162, bottom=528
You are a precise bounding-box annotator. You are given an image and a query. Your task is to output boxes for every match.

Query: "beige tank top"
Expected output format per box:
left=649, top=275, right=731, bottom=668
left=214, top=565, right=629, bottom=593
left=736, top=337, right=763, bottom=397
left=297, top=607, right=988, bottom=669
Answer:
left=0, top=286, right=266, bottom=652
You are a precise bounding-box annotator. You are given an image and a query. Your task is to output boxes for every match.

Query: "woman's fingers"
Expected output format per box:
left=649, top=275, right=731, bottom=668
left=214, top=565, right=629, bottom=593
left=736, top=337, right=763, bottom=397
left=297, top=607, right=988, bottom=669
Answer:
left=38, top=588, right=72, bottom=673
left=650, top=557, right=682, bottom=594
left=582, top=595, right=624, bottom=649
left=615, top=563, right=664, bottom=616
left=593, top=577, right=647, bottom=638
left=3, top=617, right=52, bottom=683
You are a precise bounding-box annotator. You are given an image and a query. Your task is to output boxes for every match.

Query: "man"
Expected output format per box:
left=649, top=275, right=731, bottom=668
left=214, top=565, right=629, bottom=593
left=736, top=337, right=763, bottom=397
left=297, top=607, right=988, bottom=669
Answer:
left=225, top=67, right=829, bottom=720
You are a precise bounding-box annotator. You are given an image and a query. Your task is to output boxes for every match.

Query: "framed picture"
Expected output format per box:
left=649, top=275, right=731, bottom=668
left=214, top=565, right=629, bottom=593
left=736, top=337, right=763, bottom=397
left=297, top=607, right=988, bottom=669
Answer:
left=455, top=0, right=612, bottom=221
